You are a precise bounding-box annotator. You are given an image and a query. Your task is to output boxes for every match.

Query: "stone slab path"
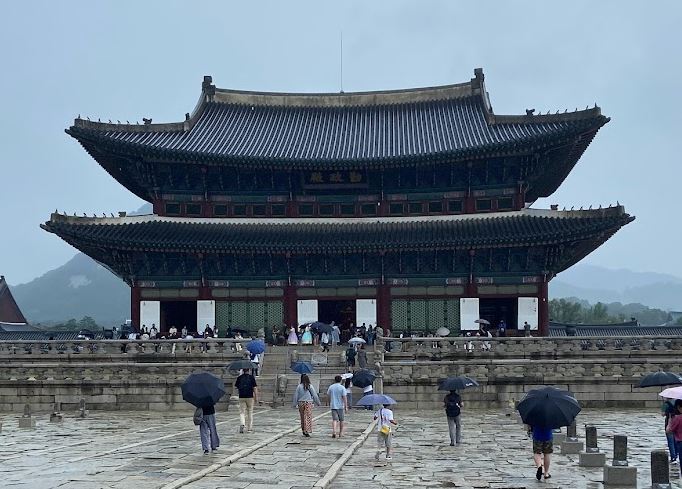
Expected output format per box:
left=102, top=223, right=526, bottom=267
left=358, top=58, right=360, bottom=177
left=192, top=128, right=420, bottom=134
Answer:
left=1, top=408, right=680, bottom=488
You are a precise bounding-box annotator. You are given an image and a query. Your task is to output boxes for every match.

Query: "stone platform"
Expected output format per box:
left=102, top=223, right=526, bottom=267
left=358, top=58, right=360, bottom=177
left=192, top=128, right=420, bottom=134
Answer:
left=0, top=407, right=678, bottom=488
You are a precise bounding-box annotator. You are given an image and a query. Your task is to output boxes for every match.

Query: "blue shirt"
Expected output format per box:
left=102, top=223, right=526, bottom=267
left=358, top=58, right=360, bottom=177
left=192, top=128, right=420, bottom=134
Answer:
left=532, top=426, right=554, bottom=442
left=327, top=382, right=347, bottom=410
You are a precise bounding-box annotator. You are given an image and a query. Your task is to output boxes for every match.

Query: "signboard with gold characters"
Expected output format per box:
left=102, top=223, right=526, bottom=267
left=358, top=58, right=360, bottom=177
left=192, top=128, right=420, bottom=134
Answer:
left=303, top=170, right=366, bottom=188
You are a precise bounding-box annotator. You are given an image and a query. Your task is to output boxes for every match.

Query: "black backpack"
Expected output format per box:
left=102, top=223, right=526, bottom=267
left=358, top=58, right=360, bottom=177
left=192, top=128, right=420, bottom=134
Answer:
left=445, top=396, right=461, bottom=418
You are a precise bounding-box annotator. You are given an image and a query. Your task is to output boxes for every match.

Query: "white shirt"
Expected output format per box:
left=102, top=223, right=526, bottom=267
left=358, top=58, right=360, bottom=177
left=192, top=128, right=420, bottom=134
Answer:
left=363, top=385, right=373, bottom=393
left=374, top=408, right=394, bottom=432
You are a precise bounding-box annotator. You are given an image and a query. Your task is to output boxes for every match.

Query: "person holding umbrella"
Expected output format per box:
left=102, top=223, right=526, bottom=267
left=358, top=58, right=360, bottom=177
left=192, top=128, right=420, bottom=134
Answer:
left=666, top=400, right=682, bottom=476
left=292, top=373, right=321, bottom=437
left=181, top=372, right=225, bottom=454
left=517, top=386, right=581, bottom=481
left=439, top=377, right=478, bottom=445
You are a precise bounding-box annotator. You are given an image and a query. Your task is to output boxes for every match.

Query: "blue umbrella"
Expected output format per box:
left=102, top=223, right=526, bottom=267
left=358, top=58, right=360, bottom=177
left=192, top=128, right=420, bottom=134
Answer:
left=291, top=361, right=315, bottom=374
left=355, top=394, right=396, bottom=406
left=246, top=339, right=266, bottom=354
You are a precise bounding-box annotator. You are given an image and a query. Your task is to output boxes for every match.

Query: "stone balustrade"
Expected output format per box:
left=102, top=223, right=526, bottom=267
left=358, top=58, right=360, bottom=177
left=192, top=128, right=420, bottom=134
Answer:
left=374, top=334, right=682, bottom=359
left=0, top=338, right=252, bottom=359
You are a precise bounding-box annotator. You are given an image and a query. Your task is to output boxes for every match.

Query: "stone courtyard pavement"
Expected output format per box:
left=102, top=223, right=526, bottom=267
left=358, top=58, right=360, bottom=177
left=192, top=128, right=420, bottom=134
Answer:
left=0, top=407, right=679, bottom=488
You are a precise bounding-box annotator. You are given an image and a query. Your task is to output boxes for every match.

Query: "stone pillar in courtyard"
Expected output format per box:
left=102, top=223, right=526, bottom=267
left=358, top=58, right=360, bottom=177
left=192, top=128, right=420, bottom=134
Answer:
left=50, top=402, right=64, bottom=423
left=579, top=425, right=606, bottom=466
left=18, top=403, right=36, bottom=429
left=651, top=450, right=671, bottom=489
left=560, top=420, right=583, bottom=454
left=603, top=435, right=636, bottom=486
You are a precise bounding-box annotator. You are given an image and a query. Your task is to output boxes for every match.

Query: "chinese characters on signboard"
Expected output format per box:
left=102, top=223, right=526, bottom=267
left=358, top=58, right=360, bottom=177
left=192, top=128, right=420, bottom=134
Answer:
left=304, top=171, right=366, bottom=188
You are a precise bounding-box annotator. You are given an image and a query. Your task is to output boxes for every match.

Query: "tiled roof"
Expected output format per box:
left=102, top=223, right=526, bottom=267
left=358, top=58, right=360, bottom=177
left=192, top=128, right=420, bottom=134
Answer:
left=43, top=207, right=633, bottom=256
left=549, top=322, right=682, bottom=337
left=0, top=330, right=104, bottom=340
left=66, top=70, right=607, bottom=170
left=0, top=276, right=28, bottom=324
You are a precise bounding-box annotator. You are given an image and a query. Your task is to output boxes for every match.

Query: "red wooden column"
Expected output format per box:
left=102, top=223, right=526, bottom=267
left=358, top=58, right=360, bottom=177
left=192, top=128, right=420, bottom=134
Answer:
left=131, top=285, right=141, bottom=330
left=376, top=284, right=391, bottom=334
left=284, top=285, right=298, bottom=327
left=538, top=280, right=549, bottom=336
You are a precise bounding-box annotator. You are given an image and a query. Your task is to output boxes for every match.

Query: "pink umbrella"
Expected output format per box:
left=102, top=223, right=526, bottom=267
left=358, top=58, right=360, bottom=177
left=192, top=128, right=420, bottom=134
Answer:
left=659, top=386, right=682, bottom=400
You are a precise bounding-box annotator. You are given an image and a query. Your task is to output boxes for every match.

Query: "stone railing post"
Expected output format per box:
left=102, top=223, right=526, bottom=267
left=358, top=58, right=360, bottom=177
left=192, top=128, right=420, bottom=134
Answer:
left=604, top=435, right=636, bottom=486
left=560, top=420, right=584, bottom=454
left=579, top=425, right=606, bottom=466
left=651, top=450, right=671, bottom=488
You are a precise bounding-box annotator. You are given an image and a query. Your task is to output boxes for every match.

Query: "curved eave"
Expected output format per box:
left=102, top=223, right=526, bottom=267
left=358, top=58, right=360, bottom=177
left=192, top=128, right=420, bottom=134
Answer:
left=42, top=207, right=634, bottom=257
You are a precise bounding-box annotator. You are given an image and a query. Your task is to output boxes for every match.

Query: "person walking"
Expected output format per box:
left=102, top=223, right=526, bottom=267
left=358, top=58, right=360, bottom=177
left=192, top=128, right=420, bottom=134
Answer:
left=292, top=374, right=321, bottom=436
left=321, top=331, right=331, bottom=352
left=523, top=321, right=531, bottom=337
left=662, top=397, right=678, bottom=463
left=344, top=377, right=353, bottom=408
left=666, top=400, right=682, bottom=476
left=331, top=323, right=340, bottom=346
left=327, top=375, right=348, bottom=438
left=374, top=404, right=398, bottom=460
left=198, top=404, right=220, bottom=454
left=529, top=424, right=553, bottom=480
left=357, top=344, right=368, bottom=369
left=345, top=345, right=356, bottom=369
left=287, top=326, right=299, bottom=345
left=235, top=368, right=259, bottom=433
left=444, top=390, right=462, bottom=445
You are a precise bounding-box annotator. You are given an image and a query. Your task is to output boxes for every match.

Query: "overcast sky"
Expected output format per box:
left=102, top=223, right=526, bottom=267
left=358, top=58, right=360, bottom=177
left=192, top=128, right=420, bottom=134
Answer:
left=1, top=1, right=680, bottom=285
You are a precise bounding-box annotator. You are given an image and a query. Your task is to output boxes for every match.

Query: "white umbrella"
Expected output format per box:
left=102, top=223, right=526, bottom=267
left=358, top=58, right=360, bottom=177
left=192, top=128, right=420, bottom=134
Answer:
left=348, top=337, right=366, bottom=344
left=341, top=372, right=354, bottom=380
left=436, top=327, right=450, bottom=336
left=659, top=386, right=682, bottom=400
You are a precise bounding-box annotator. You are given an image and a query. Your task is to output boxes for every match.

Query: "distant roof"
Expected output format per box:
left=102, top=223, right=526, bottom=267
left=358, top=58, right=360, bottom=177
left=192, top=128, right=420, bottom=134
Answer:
left=0, top=276, right=28, bottom=325
left=0, top=322, right=40, bottom=332
left=66, top=69, right=608, bottom=180
left=549, top=321, right=682, bottom=337
left=0, top=330, right=104, bottom=341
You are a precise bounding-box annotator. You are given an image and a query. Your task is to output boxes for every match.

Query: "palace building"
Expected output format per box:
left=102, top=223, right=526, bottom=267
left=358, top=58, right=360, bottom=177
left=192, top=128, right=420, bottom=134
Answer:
left=43, top=69, right=633, bottom=336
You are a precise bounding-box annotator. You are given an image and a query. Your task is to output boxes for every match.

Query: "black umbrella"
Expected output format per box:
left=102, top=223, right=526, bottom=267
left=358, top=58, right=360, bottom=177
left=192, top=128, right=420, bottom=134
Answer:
left=351, top=369, right=377, bottom=388
left=226, top=359, right=258, bottom=371
left=311, top=322, right=333, bottom=334
left=181, top=372, right=226, bottom=408
left=438, top=376, right=479, bottom=391
left=635, top=371, right=682, bottom=388
left=517, top=386, right=581, bottom=429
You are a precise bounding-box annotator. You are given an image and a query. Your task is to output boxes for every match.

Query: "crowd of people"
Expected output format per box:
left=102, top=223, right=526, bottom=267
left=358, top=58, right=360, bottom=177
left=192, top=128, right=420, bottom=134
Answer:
left=277, top=322, right=378, bottom=348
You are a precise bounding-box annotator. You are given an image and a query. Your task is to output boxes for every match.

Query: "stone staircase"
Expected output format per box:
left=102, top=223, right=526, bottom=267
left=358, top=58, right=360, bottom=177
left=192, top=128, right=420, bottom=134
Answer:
left=255, top=344, right=377, bottom=407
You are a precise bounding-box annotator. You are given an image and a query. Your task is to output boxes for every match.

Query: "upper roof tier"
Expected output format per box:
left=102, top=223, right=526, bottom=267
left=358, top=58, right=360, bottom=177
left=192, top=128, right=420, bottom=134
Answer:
left=66, top=69, right=608, bottom=170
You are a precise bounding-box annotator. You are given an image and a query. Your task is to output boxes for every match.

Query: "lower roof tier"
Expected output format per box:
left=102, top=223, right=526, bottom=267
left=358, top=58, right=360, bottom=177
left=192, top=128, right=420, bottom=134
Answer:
left=43, top=206, right=632, bottom=263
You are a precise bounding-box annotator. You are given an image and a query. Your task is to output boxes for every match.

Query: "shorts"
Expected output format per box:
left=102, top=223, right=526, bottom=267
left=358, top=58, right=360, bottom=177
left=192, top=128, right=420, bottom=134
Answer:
left=533, top=439, right=553, bottom=454
left=331, top=408, right=345, bottom=422
left=377, top=432, right=392, bottom=448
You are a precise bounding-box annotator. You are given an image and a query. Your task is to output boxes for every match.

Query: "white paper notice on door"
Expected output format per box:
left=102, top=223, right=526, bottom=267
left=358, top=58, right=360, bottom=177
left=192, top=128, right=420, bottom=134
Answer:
left=297, top=300, right=318, bottom=325
left=459, top=298, right=480, bottom=331
left=140, top=301, right=160, bottom=331
left=518, top=297, right=539, bottom=330
left=197, top=300, right=215, bottom=334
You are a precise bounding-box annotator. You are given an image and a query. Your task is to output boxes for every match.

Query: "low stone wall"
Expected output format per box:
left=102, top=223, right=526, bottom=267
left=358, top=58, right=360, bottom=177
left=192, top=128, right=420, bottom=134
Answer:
left=0, top=337, right=677, bottom=411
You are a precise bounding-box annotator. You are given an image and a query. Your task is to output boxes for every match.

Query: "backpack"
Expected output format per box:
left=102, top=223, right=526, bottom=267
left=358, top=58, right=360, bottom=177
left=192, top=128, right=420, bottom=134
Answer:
left=193, top=407, right=204, bottom=426
left=445, top=395, right=461, bottom=418
left=346, top=348, right=356, bottom=360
